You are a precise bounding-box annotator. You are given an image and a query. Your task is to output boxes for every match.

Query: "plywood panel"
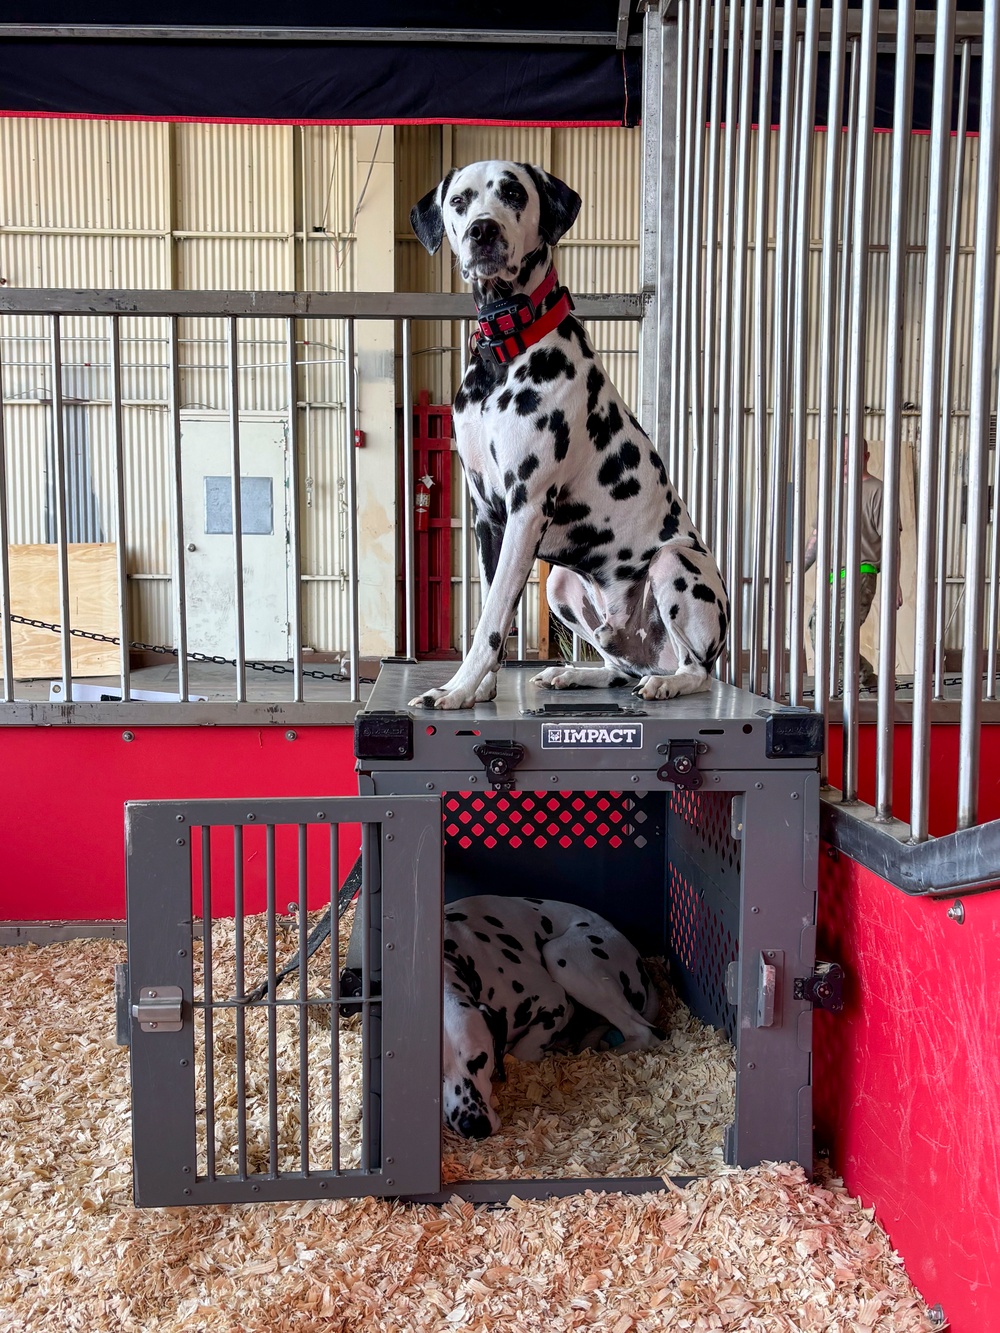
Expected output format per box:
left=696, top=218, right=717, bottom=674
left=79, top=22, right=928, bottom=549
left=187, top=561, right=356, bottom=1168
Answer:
left=5, top=544, right=121, bottom=678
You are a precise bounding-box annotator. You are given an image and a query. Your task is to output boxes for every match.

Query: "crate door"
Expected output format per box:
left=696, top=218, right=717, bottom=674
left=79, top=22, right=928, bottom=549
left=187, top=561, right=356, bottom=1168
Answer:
left=124, top=795, right=442, bottom=1205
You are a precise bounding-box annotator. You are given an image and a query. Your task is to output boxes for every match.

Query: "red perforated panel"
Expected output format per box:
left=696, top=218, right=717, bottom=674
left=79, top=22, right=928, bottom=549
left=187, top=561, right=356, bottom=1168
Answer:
left=442, top=790, right=647, bottom=852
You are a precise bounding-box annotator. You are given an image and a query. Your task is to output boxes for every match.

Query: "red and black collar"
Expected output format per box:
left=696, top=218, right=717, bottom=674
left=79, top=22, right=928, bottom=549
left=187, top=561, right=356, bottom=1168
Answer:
left=470, top=267, right=574, bottom=367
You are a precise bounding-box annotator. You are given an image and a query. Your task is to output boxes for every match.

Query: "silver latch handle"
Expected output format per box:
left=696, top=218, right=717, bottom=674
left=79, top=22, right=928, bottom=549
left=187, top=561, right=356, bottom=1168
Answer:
left=131, top=986, right=183, bottom=1032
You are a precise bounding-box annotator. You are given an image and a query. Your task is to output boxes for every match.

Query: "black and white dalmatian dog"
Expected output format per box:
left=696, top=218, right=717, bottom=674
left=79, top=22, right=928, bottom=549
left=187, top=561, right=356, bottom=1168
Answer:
left=409, top=161, right=729, bottom=710
left=443, top=895, right=663, bottom=1139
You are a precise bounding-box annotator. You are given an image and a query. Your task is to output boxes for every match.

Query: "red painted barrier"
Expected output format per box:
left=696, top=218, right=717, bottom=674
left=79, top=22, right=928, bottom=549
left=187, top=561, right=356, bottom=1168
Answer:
left=827, top=722, right=1000, bottom=836
left=0, top=726, right=359, bottom=921
left=815, top=849, right=1000, bottom=1333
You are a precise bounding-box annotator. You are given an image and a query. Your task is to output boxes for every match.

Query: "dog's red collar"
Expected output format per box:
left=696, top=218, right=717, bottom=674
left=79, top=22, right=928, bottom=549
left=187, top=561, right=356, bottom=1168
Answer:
left=470, top=268, right=574, bottom=367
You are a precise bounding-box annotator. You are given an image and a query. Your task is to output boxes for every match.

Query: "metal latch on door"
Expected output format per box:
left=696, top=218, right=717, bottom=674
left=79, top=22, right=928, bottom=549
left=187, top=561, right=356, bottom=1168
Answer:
left=131, top=986, right=184, bottom=1033
left=655, top=740, right=707, bottom=790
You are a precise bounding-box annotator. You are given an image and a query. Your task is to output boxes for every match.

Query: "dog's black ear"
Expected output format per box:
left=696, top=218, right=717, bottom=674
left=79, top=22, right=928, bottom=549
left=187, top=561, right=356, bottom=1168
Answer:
left=521, top=164, right=582, bottom=246
left=410, top=168, right=456, bottom=255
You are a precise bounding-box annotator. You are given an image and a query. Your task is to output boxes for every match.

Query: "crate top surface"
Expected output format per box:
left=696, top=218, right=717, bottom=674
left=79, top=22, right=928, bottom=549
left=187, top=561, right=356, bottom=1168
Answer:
left=358, top=663, right=822, bottom=778
left=366, top=661, right=775, bottom=724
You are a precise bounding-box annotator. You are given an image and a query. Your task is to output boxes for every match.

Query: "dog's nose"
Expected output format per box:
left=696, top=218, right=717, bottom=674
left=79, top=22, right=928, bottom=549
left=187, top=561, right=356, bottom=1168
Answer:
left=467, top=218, right=500, bottom=247
left=457, top=1110, right=494, bottom=1140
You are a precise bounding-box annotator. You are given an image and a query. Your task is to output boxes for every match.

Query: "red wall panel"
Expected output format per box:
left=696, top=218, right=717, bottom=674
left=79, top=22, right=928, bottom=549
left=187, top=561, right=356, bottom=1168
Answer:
left=826, top=722, right=1000, bottom=836
left=815, top=849, right=1000, bottom=1333
left=1, top=726, right=359, bottom=920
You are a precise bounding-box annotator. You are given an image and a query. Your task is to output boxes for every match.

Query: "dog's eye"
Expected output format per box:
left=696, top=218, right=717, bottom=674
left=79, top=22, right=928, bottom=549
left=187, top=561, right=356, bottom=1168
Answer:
left=449, top=196, right=463, bottom=209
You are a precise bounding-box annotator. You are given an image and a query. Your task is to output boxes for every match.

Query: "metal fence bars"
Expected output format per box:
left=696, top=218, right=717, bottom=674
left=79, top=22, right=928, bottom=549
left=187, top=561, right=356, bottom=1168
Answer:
left=0, top=289, right=643, bottom=725
left=661, top=0, right=1000, bottom=845
left=124, top=795, right=442, bottom=1205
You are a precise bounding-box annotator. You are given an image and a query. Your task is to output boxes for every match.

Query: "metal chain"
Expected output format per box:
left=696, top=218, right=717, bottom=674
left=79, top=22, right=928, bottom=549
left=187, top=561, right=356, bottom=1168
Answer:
left=9, top=613, right=357, bottom=682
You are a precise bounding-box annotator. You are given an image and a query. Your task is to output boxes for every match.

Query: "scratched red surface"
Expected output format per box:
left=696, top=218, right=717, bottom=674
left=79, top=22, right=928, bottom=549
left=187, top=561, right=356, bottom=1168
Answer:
left=0, top=726, right=360, bottom=920
left=815, top=850, right=1000, bottom=1333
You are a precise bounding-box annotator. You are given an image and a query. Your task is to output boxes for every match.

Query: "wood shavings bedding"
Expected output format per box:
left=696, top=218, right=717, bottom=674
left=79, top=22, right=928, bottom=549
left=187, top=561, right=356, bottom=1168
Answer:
left=0, top=937, right=933, bottom=1333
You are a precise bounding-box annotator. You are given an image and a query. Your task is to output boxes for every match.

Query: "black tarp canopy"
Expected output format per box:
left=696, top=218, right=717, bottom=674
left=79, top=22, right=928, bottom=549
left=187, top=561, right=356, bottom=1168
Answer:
left=0, top=3, right=986, bottom=130
left=0, top=4, right=644, bottom=126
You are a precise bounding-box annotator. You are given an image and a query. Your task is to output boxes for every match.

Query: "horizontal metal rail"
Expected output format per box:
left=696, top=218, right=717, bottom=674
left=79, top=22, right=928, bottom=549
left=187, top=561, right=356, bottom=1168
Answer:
left=0, top=25, right=645, bottom=47
left=0, top=290, right=645, bottom=321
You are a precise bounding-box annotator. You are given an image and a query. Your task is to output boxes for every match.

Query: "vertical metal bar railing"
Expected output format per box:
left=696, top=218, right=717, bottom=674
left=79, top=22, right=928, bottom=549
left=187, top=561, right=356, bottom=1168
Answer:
left=725, top=0, right=756, bottom=689
left=168, top=316, right=190, bottom=702
left=688, top=0, right=714, bottom=530
left=937, top=43, right=972, bottom=699
left=813, top=0, right=849, bottom=775
left=108, top=316, right=131, bottom=701
left=750, top=0, right=777, bottom=694
left=676, top=0, right=696, bottom=501
left=343, top=319, right=361, bottom=701
left=265, top=824, right=279, bottom=1176
left=641, top=0, right=665, bottom=442
left=669, top=0, right=687, bottom=484
left=700, top=0, right=725, bottom=547
left=0, top=323, right=13, bottom=702
left=201, top=827, right=216, bottom=1181
left=841, top=0, right=879, bottom=803
left=233, top=824, right=248, bottom=1179
left=957, top=0, right=1000, bottom=830
left=911, top=0, right=957, bottom=841
left=49, top=314, right=74, bottom=699
left=329, top=822, right=341, bottom=1174
left=401, top=318, right=416, bottom=661
left=788, top=0, right=820, bottom=708
left=715, top=0, right=743, bottom=679
left=227, top=317, right=248, bottom=703
left=828, top=41, right=861, bottom=704
left=766, top=0, right=798, bottom=703
left=874, top=0, right=915, bottom=820
left=286, top=319, right=304, bottom=702
left=297, top=823, right=310, bottom=1174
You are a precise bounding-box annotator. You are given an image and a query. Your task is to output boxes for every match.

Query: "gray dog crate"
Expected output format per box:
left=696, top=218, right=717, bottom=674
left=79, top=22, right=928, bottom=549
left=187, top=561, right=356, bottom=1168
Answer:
left=123, top=661, right=823, bottom=1207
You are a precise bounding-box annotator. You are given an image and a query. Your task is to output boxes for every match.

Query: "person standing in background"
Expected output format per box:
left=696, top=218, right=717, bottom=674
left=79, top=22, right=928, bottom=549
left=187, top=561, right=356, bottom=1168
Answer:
left=805, top=441, right=903, bottom=692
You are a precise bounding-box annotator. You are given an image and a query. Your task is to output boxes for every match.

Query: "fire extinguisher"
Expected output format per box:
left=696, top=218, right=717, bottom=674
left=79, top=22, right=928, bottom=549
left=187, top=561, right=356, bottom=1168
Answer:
left=415, top=474, right=435, bottom=532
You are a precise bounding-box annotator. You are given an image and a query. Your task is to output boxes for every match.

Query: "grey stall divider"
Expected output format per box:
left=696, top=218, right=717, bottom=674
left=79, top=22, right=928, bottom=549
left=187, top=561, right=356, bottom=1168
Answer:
left=958, top=0, right=1000, bottom=831
left=841, top=0, right=879, bottom=804
left=874, top=0, right=915, bottom=821
left=49, top=313, right=74, bottom=699
left=812, top=0, right=849, bottom=780
left=911, top=5, right=958, bottom=842
left=124, top=795, right=442, bottom=1206
left=765, top=0, right=798, bottom=706
left=936, top=43, right=973, bottom=702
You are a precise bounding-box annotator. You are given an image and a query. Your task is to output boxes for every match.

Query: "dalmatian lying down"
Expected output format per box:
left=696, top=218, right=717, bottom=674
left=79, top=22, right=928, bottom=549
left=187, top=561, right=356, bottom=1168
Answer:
left=409, top=161, right=729, bottom=710
left=443, top=894, right=663, bottom=1139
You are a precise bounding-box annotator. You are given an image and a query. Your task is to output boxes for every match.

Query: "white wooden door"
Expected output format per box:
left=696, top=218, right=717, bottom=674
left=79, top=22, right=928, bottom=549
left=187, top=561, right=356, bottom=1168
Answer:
left=181, top=415, right=290, bottom=661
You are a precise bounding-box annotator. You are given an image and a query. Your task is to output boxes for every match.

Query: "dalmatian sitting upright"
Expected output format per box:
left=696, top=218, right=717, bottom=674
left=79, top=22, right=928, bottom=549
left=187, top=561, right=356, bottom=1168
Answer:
left=443, top=895, right=663, bottom=1139
left=409, top=161, right=729, bottom=710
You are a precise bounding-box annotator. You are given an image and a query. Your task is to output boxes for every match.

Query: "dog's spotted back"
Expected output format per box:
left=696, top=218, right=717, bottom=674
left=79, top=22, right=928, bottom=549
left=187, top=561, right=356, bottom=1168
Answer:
left=442, top=895, right=663, bottom=1139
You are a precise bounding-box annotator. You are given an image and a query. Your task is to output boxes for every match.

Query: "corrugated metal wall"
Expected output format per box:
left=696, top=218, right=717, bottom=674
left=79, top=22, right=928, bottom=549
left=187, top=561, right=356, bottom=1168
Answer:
left=0, top=120, right=359, bottom=653
left=0, top=114, right=989, bottom=665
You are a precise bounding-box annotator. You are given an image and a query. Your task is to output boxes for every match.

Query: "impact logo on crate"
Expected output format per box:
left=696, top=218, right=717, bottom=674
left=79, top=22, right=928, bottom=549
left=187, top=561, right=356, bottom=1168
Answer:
left=541, top=723, right=643, bottom=749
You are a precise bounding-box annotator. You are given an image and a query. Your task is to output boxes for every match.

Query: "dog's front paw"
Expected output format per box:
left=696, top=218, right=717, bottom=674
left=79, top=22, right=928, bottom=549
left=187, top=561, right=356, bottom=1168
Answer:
left=634, top=671, right=709, bottom=701
left=530, top=665, right=578, bottom=689
left=408, top=687, right=477, bottom=710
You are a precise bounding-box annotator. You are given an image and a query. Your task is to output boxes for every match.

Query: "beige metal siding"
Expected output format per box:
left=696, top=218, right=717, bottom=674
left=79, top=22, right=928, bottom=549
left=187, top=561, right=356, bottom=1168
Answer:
left=1, top=119, right=362, bottom=655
